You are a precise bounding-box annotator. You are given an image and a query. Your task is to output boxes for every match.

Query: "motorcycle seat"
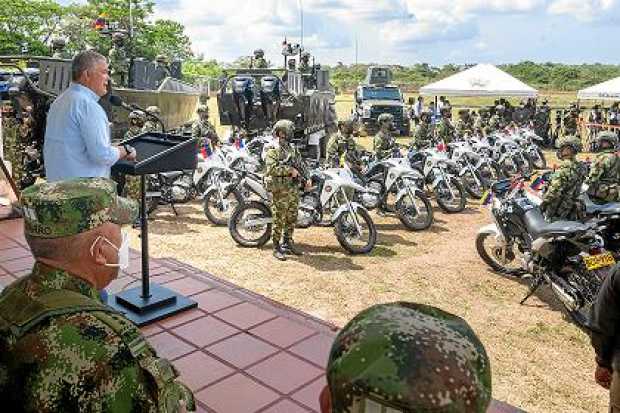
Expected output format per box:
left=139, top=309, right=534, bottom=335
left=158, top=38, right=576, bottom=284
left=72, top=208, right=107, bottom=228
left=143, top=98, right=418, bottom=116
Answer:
left=523, top=209, right=589, bottom=238
left=160, top=171, right=184, bottom=180
left=585, top=201, right=620, bottom=216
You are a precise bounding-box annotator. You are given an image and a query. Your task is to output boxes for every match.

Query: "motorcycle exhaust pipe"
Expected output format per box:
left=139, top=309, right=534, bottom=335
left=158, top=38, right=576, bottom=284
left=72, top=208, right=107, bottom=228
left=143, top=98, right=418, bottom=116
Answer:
left=550, top=282, right=578, bottom=312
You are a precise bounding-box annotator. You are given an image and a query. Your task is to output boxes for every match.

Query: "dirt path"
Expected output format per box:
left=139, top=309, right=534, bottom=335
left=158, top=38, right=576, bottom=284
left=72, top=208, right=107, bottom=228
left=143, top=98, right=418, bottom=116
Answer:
left=129, top=198, right=608, bottom=413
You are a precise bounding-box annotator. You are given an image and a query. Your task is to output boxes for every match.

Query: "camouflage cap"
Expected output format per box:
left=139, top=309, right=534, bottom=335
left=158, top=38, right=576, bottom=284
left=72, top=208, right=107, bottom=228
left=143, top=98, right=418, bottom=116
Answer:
left=327, top=302, right=492, bottom=413
left=272, top=119, right=295, bottom=139
left=146, top=105, right=161, bottom=115
left=556, top=135, right=582, bottom=153
left=377, top=113, right=394, bottom=124
left=594, top=131, right=619, bottom=148
left=20, top=178, right=138, bottom=239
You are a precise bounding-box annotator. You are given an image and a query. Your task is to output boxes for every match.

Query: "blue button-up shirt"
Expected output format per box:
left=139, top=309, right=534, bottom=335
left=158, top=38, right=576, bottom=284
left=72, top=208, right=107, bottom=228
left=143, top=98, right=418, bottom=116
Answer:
left=44, top=83, right=120, bottom=182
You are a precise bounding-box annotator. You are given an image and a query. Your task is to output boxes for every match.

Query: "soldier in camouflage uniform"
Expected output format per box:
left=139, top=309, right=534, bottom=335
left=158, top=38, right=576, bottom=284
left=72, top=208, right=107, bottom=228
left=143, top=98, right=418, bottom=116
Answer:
left=152, top=55, right=171, bottom=87
left=373, top=113, right=398, bottom=160
left=436, top=107, right=456, bottom=144
left=119, top=110, right=146, bottom=202
left=534, top=100, right=551, bottom=141
left=320, top=302, right=492, bottom=413
left=299, top=51, right=312, bottom=74
left=252, top=49, right=268, bottom=69
left=455, top=108, right=473, bottom=138
left=192, top=105, right=219, bottom=150
left=326, top=120, right=359, bottom=168
left=488, top=105, right=505, bottom=134
left=540, top=135, right=588, bottom=221
left=265, top=120, right=310, bottom=260
left=411, top=111, right=433, bottom=150
left=2, top=117, right=24, bottom=186
left=108, top=33, right=129, bottom=87
left=473, top=108, right=489, bottom=137
left=587, top=131, right=620, bottom=203
left=563, top=104, right=580, bottom=137
left=125, top=110, right=146, bottom=139
left=51, top=38, right=71, bottom=59
left=142, top=105, right=163, bottom=133
left=0, top=178, right=195, bottom=412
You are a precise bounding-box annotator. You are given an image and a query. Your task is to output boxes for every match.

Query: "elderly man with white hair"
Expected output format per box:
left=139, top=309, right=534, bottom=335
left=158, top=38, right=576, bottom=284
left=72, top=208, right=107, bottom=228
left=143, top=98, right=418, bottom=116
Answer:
left=44, top=50, right=136, bottom=182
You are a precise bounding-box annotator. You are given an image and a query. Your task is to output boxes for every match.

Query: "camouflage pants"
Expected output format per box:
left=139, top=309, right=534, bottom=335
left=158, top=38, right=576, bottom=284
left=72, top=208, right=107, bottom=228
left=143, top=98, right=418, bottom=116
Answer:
left=123, top=175, right=142, bottom=201
left=1, top=119, right=24, bottom=185
left=270, top=186, right=299, bottom=245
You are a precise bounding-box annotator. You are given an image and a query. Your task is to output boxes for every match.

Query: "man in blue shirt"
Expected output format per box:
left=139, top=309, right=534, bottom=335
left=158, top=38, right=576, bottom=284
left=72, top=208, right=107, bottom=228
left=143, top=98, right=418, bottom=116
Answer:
left=44, top=50, right=136, bottom=182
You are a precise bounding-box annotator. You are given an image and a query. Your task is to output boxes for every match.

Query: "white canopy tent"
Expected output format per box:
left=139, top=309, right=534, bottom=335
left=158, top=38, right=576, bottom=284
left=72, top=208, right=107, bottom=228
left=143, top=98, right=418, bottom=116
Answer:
left=577, top=77, right=620, bottom=100
left=419, top=64, right=538, bottom=97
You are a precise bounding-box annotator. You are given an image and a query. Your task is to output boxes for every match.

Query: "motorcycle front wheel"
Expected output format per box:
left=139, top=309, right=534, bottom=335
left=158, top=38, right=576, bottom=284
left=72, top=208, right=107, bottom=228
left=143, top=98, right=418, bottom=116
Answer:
left=475, top=232, right=524, bottom=276
left=334, top=208, right=377, bottom=254
left=461, top=169, right=485, bottom=199
left=434, top=177, right=466, bottom=213
left=203, top=187, right=243, bottom=226
left=228, top=201, right=272, bottom=248
left=396, top=190, right=433, bottom=231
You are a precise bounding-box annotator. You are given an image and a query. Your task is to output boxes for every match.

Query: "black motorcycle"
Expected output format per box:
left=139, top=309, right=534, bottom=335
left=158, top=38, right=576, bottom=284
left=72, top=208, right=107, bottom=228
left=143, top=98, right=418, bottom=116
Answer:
left=476, top=179, right=616, bottom=327
left=145, top=170, right=196, bottom=215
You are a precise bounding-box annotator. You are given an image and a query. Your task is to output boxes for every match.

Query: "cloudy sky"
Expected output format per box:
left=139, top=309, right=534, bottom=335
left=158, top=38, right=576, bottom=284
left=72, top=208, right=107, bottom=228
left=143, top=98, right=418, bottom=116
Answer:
left=73, top=0, right=620, bottom=65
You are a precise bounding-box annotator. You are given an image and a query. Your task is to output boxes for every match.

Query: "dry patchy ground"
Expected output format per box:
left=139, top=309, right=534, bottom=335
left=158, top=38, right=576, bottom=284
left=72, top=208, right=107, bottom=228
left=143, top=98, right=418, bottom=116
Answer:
left=129, top=198, right=608, bottom=413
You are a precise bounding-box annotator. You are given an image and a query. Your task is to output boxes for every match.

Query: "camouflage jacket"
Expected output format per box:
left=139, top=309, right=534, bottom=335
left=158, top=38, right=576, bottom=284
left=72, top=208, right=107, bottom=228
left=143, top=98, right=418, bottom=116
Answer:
left=563, top=113, right=579, bottom=133
left=455, top=118, right=473, bottom=137
left=488, top=115, right=502, bottom=133
left=191, top=120, right=219, bottom=147
left=326, top=132, right=358, bottom=167
left=541, top=159, right=588, bottom=221
left=265, top=143, right=307, bottom=190
left=108, top=47, right=129, bottom=74
left=436, top=118, right=455, bottom=143
left=253, top=57, right=268, bottom=69
left=0, top=262, right=194, bottom=412
left=373, top=130, right=397, bottom=160
left=142, top=120, right=163, bottom=134
left=587, top=150, right=620, bottom=203
left=124, top=126, right=143, bottom=140
left=411, top=123, right=432, bottom=149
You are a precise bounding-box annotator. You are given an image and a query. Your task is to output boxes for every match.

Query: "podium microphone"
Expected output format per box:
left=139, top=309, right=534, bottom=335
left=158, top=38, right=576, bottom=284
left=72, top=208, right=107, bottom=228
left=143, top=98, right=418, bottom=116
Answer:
left=109, top=95, right=139, bottom=111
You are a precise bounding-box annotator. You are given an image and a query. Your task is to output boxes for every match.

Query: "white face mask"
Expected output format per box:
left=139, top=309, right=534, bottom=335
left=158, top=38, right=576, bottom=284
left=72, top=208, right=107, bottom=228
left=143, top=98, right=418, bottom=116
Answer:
left=90, top=231, right=130, bottom=271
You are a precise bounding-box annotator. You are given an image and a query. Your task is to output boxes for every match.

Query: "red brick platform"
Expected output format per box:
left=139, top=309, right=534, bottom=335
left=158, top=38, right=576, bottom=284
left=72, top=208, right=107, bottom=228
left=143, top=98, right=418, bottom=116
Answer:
left=0, top=218, right=524, bottom=413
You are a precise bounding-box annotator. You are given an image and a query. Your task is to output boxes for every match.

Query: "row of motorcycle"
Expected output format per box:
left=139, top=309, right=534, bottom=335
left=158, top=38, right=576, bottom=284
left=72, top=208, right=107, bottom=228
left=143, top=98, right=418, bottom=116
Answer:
left=142, top=126, right=551, bottom=256
left=475, top=173, right=620, bottom=329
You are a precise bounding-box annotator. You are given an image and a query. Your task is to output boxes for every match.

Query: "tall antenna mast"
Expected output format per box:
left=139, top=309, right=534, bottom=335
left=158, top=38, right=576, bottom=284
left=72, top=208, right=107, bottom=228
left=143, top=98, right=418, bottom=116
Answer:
left=299, top=0, right=304, bottom=47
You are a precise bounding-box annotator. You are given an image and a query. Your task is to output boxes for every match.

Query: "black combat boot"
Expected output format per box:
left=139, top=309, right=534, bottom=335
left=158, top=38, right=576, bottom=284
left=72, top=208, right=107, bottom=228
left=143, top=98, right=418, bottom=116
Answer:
left=273, top=242, right=287, bottom=261
left=282, top=235, right=303, bottom=256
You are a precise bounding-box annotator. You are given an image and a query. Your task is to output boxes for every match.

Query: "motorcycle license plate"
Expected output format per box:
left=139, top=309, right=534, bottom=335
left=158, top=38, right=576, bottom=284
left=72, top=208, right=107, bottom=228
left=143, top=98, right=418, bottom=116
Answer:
left=583, top=253, right=616, bottom=271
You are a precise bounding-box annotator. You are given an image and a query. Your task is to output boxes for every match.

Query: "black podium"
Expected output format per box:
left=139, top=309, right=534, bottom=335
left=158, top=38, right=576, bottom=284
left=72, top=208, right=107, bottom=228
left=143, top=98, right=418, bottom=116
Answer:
left=110, top=133, right=198, bottom=326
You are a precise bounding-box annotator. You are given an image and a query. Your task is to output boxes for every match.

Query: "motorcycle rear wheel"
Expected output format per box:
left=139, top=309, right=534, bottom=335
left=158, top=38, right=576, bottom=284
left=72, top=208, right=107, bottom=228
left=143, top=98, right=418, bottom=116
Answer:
left=228, top=201, right=272, bottom=248
left=435, top=177, right=466, bottom=213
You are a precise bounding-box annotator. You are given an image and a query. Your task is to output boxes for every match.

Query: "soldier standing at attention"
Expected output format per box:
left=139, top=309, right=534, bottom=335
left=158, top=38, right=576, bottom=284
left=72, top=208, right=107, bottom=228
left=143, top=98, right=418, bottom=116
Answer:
left=152, top=54, right=171, bottom=87
left=326, top=120, right=359, bottom=168
left=540, top=135, right=587, bottom=221
left=108, top=33, right=129, bottom=87
left=252, top=49, right=268, bottom=69
left=373, top=113, right=398, bottom=160
left=142, top=105, right=163, bottom=133
left=192, top=105, right=219, bottom=150
left=0, top=178, right=195, bottom=412
left=319, top=302, right=492, bottom=413
left=563, top=103, right=580, bottom=137
left=125, top=110, right=146, bottom=139
left=455, top=108, right=473, bottom=137
left=587, top=131, right=620, bottom=203
left=265, top=120, right=310, bottom=261
left=411, top=111, right=433, bottom=150
left=436, top=107, right=456, bottom=144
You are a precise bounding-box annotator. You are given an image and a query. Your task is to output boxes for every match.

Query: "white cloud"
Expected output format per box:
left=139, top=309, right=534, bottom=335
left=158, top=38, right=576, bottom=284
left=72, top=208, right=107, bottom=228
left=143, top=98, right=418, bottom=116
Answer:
left=547, top=0, right=617, bottom=21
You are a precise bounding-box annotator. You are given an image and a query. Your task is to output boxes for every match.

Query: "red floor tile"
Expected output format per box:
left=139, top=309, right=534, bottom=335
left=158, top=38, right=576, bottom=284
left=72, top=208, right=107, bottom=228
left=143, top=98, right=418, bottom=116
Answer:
left=206, top=333, right=278, bottom=369
left=0, top=239, right=21, bottom=251
left=249, top=317, right=316, bottom=349
left=148, top=331, right=196, bottom=360
left=214, top=302, right=277, bottom=330
left=163, top=277, right=212, bottom=296
left=196, top=373, right=279, bottom=413
left=288, top=334, right=333, bottom=368
left=173, top=350, right=235, bottom=391
left=290, top=376, right=327, bottom=412
left=140, top=323, right=164, bottom=337
left=150, top=271, right=188, bottom=285
left=172, top=316, right=240, bottom=348
left=247, top=352, right=323, bottom=394
left=157, top=308, right=207, bottom=329
left=192, top=289, right=242, bottom=313
left=259, top=399, right=310, bottom=413
left=1, top=255, right=35, bottom=273
left=0, top=219, right=23, bottom=239
left=106, top=276, right=138, bottom=294
left=0, top=246, right=31, bottom=262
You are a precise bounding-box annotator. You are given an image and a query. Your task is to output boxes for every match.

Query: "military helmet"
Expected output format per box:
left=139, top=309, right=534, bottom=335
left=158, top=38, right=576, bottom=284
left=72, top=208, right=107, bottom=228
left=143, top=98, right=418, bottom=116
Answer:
left=196, top=104, right=209, bottom=114
left=254, top=49, right=264, bottom=57
left=272, top=119, right=295, bottom=139
left=51, top=37, right=66, bottom=47
left=112, top=32, right=125, bottom=42
left=338, top=119, right=356, bottom=134
left=145, top=105, right=161, bottom=115
left=556, top=135, right=582, bottom=153
left=301, top=51, right=310, bottom=59
left=327, top=302, right=492, bottom=413
left=128, top=110, right=146, bottom=122
left=156, top=54, right=168, bottom=63
left=377, top=113, right=394, bottom=125
left=594, top=131, right=619, bottom=149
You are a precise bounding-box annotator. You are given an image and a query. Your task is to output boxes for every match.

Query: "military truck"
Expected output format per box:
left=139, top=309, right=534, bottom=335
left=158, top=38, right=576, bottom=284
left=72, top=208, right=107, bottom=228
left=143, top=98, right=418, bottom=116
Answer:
left=354, top=66, right=409, bottom=136
left=217, top=63, right=336, bottom=160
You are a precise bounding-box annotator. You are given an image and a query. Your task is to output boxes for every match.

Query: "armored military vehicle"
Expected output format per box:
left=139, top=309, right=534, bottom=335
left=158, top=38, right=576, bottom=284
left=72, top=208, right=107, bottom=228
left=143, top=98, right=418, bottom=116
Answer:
left=217, top=49, right=336, bottom=160
left=354, top=66, right=409, bottom=136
